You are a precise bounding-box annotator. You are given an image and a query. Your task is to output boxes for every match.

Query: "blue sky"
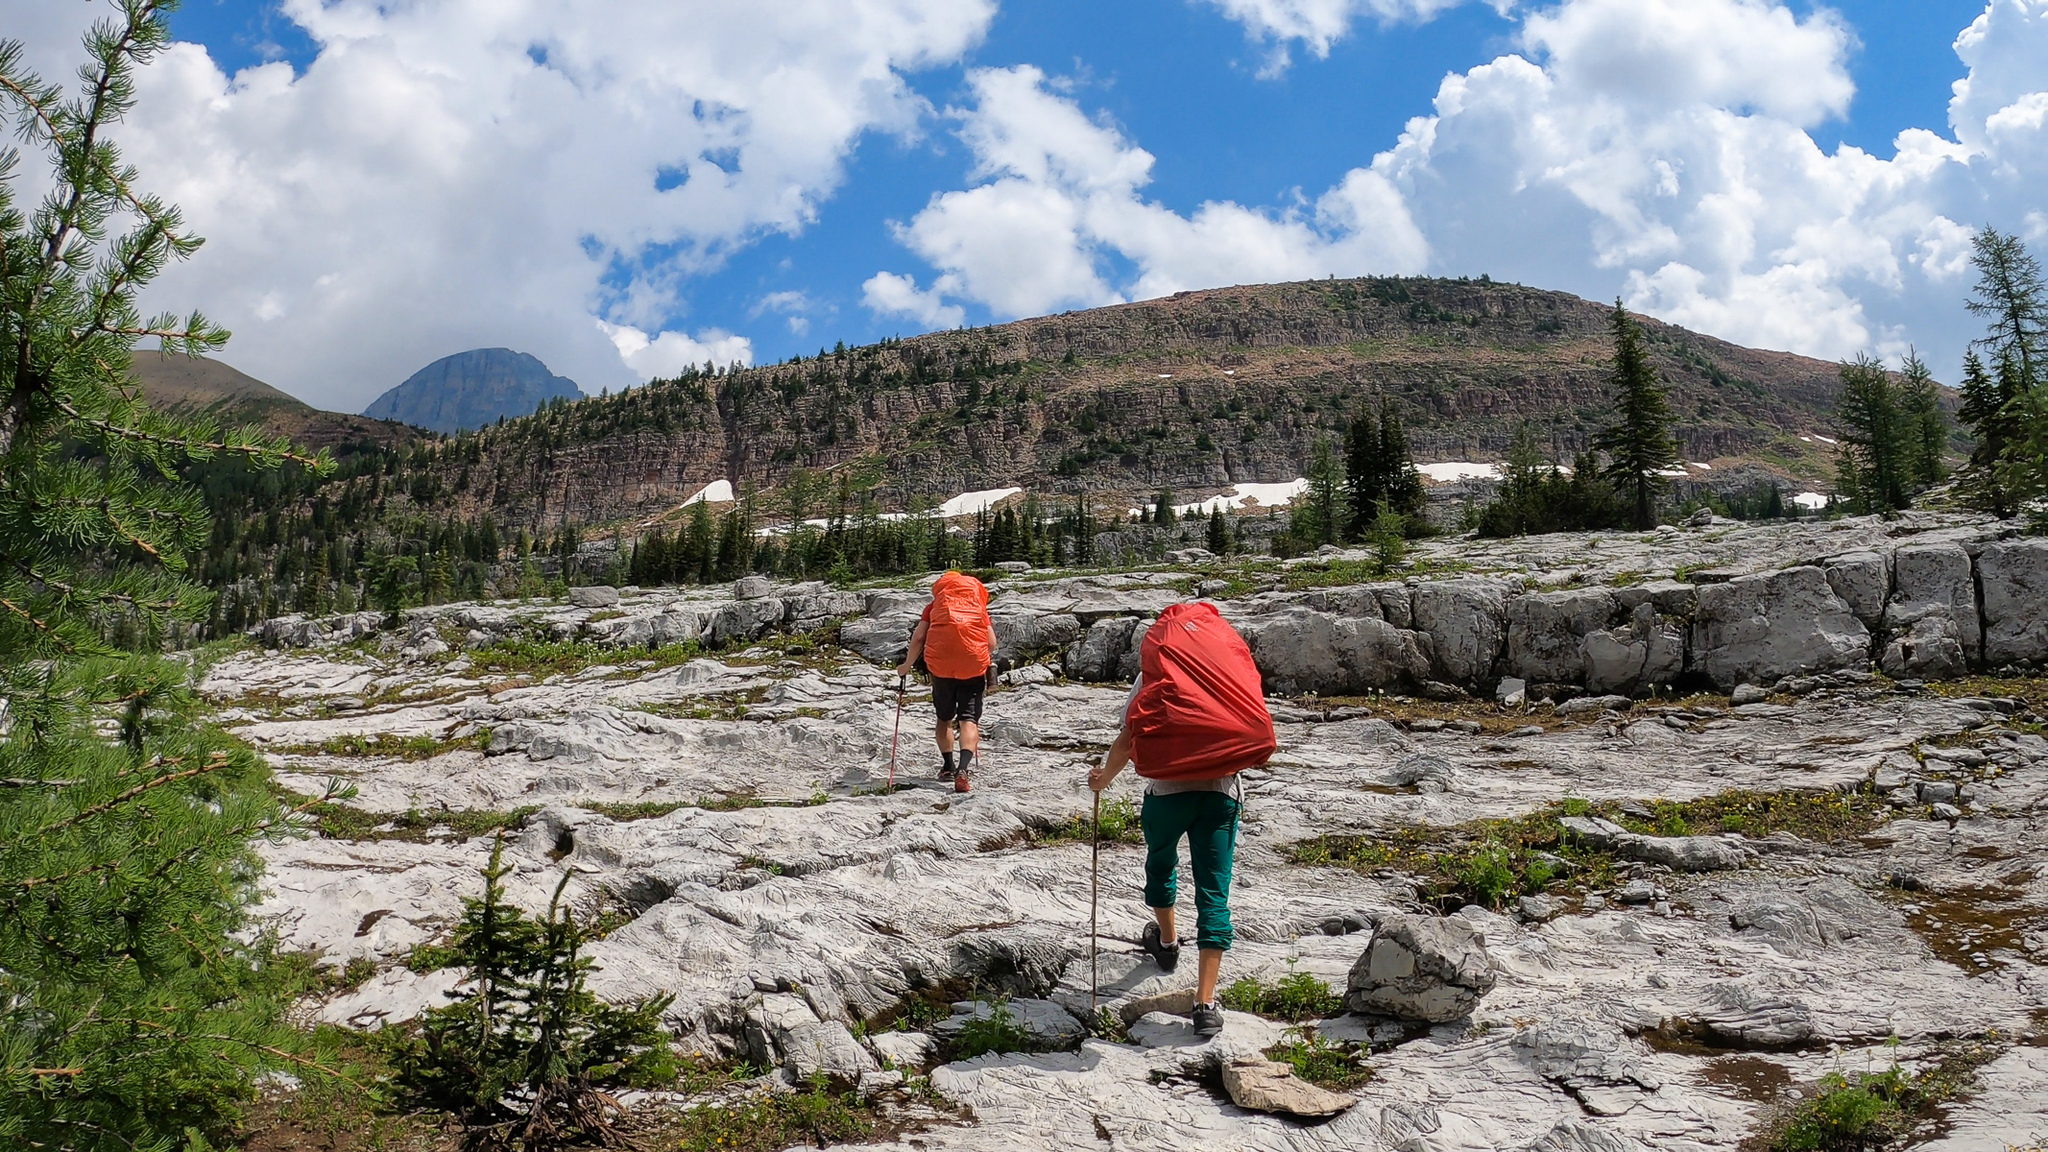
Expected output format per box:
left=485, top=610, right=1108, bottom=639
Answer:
left=8, top=0, right=2040, bottom=408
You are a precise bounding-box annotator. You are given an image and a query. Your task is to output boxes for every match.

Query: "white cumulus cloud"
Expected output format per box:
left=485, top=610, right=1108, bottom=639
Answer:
left=1198, top=0, right=1495, bottom=74
left=861, top=271, right=966, bottom=328
left=867, top=64, right=1427, bottom=324
left=596, top=320, right=752, bottom=382
left=876, top=0, right=2048, bottom=380
left=10, top=0, right=993, bottom=410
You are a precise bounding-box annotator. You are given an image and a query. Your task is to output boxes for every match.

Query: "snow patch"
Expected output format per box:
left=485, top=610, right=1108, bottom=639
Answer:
left=1415, top=462, right=1500, bottom=483
left=1172, top=479, right=1310, bottom=516
left=931, top=487, right=1023, bottom=518
left=682, top=479, right=734, bottom=506
left=1793, top=492, right=1831, bottom=510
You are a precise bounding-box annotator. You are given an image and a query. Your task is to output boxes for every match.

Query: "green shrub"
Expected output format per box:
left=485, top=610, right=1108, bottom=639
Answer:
left=953, top=1002, right=1035, bottom=1059
left=673, top=1075, right=875, bottom=1152
left=1218, top=970, right=1344, bottom=1021
left=1774, top=1065, right=1911, bottom=1151
left=1035, top=797, right=1142, bottom=845
left=1265, top=1030, right=1372, bottom=1091
left=382, top=838, right=676, bottom=1150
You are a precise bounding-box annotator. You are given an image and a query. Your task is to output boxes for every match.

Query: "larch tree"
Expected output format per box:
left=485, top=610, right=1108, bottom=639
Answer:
left=1591, top=301, right=1679, bottom=530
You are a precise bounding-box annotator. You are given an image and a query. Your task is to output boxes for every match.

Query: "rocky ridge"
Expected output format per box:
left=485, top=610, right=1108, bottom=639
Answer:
left=386, top=277, right=1869, bottom=531
left=219, top=510, right=2048, bottom=1150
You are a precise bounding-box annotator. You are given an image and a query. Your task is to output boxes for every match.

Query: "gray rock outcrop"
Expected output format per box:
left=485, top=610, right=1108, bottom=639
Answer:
left=1693, top=567, right=1870, bottom=690
left=1344, top=913, right=1496, bottom=1022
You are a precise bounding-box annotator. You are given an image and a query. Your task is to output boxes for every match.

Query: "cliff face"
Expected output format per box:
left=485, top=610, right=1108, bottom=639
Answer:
left=365, top=348, right=584, bottom=434
left=403, top=278, right=1874, bottom=531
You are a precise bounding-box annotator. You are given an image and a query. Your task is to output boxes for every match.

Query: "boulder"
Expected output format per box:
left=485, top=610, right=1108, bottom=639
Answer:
left=567, top=585, right=619, bottom=609
left=989, top=611, right=1082, bottom=670
left=1824, top=551, right=1890, bottom=629
left=1344, top=913, right=1495, bottom=1022
left=868, top=1030, right=936, bottom=1070
left=1560, top=816, right=1751, bottom=872
left=1880, top=615, right=1969, bottom=680
left=1116, top=619, right=1153, bottom=682
left=1692, top=567, right=1870, bottom=690
left=1411, top=580, right=1511, bottom=687
left=1237, top=609, right=1434, bottom=695
left=1692, top=981, right=1814, bottom=1046
left=745, top=994, right=876, bottom=1085
left=1882, top=543, right=1980, bottom=677
left=708, top=598, right=785, bottom=647
left=1505, top=588, right=1618, bottom=685
left=1220, top=1056, right=1357, bottom=1117
left=1978, top=539, right=2048, bottom=666
left=1064, top=616, right=1141, bottom=682
left=1583, top=602, right=1686, bottom=696
left=733, top=575, right=774, bottom=600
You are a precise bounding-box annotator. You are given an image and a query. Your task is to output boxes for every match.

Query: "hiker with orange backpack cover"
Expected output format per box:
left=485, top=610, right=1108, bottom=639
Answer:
left=1088, top=601, right=1276, bottom=1037
left=898, top=570, right=995, bottom=793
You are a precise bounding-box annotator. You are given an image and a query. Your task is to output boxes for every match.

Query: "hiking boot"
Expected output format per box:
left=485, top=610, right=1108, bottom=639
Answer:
left=938, top=761, right=956, bottom=782
left=954, top=769, right=971, bottom=793
left=1191, top=1001, right=1224, bottom=1038
left=1141, top=921, right=1181, bottom=974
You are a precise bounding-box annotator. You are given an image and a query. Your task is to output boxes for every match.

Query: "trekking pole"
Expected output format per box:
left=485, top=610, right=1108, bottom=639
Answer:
left=886, top=676, right=905, bottom=791
left=1089, top=788, right=1101, bottom=1015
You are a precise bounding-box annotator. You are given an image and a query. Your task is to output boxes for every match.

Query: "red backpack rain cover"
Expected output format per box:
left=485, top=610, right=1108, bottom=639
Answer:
left=1129, top=602, right=1276, bottom=781
left=923, top=571, right=993, bottom=679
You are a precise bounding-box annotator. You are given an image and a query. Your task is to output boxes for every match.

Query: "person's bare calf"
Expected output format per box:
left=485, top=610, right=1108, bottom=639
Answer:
left=1152, top=906, right=1224, bottom=1007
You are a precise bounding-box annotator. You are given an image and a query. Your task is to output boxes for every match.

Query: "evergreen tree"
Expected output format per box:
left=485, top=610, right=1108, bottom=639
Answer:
left=1592, top=301, right=1680, bottom=529
left=1897, top=349, right=1949, bottom=488
left=1153, top=489, right=1176, bottom=526
left=1206, top=505, right=1231, bottom=555
left=1, top=5, right=344, bottom=1145
left=1292, top=438, right=1347, bottom=547
left=1835, top=354, right=1911, bottom=513
left=1957, top=350, right=2023, bottom=516
left=1342, top=405, right=1384, bottom=539
left=1959, top=229, right=2046, bottom=514
left=1379, top=399, right=1426, bottom=521
left=1966, top=228, right=2046, bottom=392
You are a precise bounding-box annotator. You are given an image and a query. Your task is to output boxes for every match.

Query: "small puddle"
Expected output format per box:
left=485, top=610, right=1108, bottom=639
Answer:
left=1899, top=887, right=2046, bottom=973
left=1697, top=1054, right=1795, bottom=1104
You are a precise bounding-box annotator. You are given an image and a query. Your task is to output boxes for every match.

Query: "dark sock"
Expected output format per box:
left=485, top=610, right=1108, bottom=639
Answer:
left=942, top=750, right=956, bottom=771
left=958, top=749, right=975, bottom=771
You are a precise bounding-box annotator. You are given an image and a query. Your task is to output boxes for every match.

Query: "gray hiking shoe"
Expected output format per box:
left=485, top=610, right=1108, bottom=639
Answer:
left=1141, top=921, right=1181, bottom=974
left=938, top=755, right=956, bottom=781
left=1191, top=1001, right=1224, bottom=1037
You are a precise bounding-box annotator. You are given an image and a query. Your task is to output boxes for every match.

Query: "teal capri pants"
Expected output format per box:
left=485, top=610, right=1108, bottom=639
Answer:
left=1140, top=790, right=1241, bottom=952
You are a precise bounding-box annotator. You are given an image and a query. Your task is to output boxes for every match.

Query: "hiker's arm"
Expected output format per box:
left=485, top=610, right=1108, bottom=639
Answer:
left=896, top=620, right=928, bottom=677
left=1089, top=725, right=1133, bottom=792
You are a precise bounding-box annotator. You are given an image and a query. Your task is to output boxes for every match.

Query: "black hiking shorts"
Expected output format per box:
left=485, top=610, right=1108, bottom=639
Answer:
left=932, top=675, right=986, bottom=724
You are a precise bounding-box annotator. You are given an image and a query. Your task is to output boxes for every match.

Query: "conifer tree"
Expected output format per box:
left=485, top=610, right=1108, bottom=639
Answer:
left=1, top=3, right=344, bottom=1145
left=1896, top=349, right=1949, bottom=488
left=1342, top=404, right=1384, bottom=539
left=1958, top=229, right=2046, bottom=513
left=1835, top=355, right=1910, bottom=513
left=1206, top=505, right=1231, bottom=555
left=1292, top=438, right=1347, bottom=547
left=1379, top=399, right=1426, bottom=521
left=1592, top=301, right=1679, bottom=529
left=1956, top=351, right=2018, bottom=514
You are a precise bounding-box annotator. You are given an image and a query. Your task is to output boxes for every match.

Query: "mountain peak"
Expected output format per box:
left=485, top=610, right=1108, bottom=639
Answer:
left=365, top=348, right=583, bottom=434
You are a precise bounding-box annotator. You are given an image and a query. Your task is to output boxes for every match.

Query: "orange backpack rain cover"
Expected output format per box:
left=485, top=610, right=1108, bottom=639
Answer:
left=1129, top=602, right=1276, bottom=781
left=924, top=571, right=993, bottom=679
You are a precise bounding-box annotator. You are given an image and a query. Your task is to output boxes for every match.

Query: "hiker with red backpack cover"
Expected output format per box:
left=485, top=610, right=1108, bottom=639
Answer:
left=898, top=571, right=995, bottom=793
left=1088, top=601, right=1275, bottom=1038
